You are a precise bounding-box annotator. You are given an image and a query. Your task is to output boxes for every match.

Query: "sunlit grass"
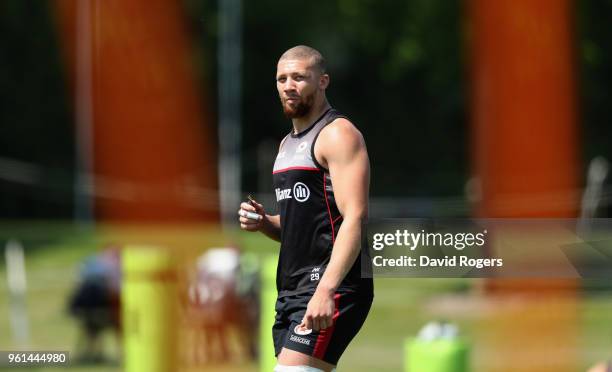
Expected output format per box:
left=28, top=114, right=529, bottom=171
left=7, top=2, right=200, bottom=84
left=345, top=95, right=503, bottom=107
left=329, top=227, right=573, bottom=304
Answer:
left=1, top=222, right=611, bottom=371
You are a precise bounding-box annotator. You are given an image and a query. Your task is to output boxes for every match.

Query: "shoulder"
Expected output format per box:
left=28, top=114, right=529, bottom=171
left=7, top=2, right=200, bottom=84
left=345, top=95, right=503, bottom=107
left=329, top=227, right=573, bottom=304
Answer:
left=314, top=118, right=367, bottom=168
left=278, top=133, right=290, bottom=151
left=317, top=118, right=365, bottom=151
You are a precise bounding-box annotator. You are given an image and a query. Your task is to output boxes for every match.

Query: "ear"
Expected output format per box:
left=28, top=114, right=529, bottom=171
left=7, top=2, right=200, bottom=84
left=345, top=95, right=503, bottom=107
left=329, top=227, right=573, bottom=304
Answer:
left=319, top=73, right=330, bottom=90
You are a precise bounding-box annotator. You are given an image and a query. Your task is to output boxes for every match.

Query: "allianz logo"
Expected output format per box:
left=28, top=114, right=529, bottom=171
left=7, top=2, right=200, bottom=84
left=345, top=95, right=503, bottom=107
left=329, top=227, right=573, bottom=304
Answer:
left=275, top=182, right=310, bottom=202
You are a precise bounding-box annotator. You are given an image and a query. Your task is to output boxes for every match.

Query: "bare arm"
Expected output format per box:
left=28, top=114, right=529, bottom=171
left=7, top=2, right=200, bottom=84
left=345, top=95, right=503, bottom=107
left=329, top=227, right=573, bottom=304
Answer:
left=238, top=136, right=289, bottom=242
left=301, top=118, right=369, bottom=331
left=261, top=214, right=281, bottom=242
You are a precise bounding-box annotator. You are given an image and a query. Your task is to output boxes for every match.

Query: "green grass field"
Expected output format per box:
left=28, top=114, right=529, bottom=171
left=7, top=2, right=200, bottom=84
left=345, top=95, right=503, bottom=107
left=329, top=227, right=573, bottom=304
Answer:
left=1, top=222, right=612, bottom=371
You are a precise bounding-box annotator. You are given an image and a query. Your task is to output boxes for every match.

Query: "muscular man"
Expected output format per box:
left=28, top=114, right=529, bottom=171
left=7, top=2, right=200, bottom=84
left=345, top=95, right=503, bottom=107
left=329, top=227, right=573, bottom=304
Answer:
left=239, top=45, right=373, bottom=372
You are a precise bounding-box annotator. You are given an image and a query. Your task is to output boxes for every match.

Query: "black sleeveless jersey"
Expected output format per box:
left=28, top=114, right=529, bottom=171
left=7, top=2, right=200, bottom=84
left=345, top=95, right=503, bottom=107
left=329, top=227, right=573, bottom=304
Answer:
left=272, top=108, right=373, bottom=298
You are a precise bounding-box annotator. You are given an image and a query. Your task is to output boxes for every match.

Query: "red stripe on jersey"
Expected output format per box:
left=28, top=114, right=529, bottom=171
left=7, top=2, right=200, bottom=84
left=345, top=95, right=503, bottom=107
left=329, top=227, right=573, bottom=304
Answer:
left=272, top=166, right=320, bottom=174
left=312, top=293, right=342, bottom=359
left=323, top=174, right=335, bottom=243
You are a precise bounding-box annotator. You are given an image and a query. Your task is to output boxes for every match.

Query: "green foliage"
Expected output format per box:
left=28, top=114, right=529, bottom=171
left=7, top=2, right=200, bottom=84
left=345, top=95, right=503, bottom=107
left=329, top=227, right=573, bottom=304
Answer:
left=1, top=1, right=612, bottom=218
left=239, top=0, right=467, bottom=198
left=576, top=0, right=612, bottom=164
left=0, top=0, right=74, bottom=218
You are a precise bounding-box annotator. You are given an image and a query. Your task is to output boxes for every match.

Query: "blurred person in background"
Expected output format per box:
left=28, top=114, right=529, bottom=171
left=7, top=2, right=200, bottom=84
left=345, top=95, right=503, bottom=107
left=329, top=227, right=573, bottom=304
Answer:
left=185, top=248, right=259, bottom=364
left=238, top=45, right=373, bottom=372
left=67, top=245, right=121, bottom=363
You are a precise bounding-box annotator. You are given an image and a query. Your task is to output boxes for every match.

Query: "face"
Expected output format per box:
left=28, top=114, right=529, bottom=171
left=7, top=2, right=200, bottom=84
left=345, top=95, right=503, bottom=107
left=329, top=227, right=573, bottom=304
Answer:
left=276, top=58, right=327, bottom=118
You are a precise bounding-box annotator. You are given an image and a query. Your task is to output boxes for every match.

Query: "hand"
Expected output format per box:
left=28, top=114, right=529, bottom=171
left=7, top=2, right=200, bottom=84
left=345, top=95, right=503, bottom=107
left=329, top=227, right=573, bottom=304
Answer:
left=237, top=200, right=265, bottom=232
left=300, top=290, right=335, bottom=331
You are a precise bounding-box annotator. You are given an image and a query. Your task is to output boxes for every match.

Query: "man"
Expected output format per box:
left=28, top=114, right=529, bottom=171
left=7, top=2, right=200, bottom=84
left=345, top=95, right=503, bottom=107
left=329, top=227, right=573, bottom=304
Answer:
left=68, top=246, right=121, bottom=363
left=239, top=45, right=373, bottom=372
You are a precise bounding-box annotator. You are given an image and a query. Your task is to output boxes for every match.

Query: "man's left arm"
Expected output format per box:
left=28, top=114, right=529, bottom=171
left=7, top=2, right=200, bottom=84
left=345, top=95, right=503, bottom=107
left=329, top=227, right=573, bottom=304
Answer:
left=301, top=119, right=369, bottom=332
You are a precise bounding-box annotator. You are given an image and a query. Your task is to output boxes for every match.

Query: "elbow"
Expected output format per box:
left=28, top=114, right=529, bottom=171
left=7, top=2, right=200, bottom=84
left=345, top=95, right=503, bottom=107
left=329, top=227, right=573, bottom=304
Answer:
left=342, top=208, right=368, bottom=225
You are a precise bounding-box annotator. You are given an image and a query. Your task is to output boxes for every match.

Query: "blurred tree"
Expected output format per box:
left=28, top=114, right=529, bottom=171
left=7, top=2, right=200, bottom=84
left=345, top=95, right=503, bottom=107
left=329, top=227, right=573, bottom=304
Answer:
left=577, top=0, right=612, bottom=166
left=240, top=0, right=467, bottom=197
left=0, top=0, right=74, bottom=218
left=1, top=0, right=611, bottom=218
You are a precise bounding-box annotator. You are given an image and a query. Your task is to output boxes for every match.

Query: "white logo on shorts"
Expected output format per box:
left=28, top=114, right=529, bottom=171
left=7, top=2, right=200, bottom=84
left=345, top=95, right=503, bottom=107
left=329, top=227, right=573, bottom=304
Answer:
left=294, top=325, right=312, bottom=336
left=293, top=182, right=310, bottom=202
left=290, top=334, right=311, bottom=345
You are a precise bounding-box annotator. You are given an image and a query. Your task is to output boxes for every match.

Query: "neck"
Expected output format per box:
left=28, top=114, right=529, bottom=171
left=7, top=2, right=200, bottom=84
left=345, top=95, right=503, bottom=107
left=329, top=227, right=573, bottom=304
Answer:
left=292, top=99, right=331, bottom=134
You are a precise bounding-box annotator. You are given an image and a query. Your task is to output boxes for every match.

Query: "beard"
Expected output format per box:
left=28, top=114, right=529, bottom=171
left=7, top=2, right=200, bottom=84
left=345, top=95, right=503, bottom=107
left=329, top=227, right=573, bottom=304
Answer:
left=281, top=92, right=315, bottom=119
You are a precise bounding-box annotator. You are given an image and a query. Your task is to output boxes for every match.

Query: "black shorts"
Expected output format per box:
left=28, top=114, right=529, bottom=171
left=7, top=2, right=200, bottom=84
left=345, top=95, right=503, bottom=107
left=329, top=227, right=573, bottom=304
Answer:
left=272, top=291, right=373, bottom=365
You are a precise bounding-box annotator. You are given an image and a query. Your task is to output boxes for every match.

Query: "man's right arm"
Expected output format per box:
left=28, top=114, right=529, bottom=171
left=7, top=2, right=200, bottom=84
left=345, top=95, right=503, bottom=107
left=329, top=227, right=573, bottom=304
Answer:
left=238, top=201, right=281, bottom=242
left=238, top=136, right=286, bottom=242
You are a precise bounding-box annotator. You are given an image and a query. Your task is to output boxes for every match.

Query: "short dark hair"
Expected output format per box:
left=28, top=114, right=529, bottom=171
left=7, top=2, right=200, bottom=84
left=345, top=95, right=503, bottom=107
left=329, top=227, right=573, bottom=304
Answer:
left=279, top=45, right=326, bottom=74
